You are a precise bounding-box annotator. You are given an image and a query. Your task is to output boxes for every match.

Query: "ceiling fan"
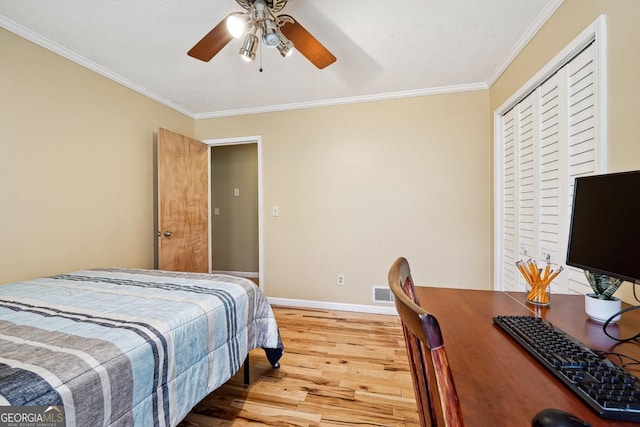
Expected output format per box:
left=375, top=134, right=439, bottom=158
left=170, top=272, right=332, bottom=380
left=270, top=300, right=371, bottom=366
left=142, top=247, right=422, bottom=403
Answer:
left=188, top=0, right=336, bottom=69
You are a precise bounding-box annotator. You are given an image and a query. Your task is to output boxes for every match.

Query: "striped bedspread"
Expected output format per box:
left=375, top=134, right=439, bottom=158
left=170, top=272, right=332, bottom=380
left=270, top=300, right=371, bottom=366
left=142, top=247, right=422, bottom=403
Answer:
left=0, top=268, right=284, bottom=426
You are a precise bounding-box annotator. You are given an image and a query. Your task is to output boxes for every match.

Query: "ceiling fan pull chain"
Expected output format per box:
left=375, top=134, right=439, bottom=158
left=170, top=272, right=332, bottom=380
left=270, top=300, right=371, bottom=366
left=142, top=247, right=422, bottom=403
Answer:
left=259, top=33, right=264, bottom=72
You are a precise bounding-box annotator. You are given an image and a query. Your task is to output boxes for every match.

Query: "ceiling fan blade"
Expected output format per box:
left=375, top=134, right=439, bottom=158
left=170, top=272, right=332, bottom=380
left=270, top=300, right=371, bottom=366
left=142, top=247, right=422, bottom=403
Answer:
left=279, top=15, right=336, bottom=69
left=188, top=16, right=234, bottom=62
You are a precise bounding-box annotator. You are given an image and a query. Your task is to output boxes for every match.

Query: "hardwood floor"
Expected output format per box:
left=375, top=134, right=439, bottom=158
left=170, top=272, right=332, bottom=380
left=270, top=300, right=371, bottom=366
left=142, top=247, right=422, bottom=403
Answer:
left=179, top=306, right=419, bottom=426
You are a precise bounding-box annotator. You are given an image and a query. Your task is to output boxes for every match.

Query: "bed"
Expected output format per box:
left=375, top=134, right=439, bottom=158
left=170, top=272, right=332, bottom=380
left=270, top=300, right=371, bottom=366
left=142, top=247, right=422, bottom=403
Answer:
left=0, top=268, right=284, bottom=426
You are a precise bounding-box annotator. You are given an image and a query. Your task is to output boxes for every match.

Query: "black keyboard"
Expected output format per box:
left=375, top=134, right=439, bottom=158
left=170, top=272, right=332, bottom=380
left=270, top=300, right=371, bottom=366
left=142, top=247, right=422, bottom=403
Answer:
left=493, top=315, right=640, bottom=422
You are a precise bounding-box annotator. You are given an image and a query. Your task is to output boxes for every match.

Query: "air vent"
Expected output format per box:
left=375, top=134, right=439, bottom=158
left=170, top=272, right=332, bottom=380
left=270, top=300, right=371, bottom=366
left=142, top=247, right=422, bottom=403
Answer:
left=373, top=286, right=395, bottom=303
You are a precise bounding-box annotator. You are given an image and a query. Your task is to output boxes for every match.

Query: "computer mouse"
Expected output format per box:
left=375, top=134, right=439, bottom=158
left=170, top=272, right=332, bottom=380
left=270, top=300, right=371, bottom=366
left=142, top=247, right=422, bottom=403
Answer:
left=531, top=408, right=591, bottom=427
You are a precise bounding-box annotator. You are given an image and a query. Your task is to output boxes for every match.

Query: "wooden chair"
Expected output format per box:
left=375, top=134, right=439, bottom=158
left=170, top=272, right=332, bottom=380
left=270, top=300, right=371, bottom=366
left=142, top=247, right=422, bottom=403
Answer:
left=388, top=257, right=465, bottom=427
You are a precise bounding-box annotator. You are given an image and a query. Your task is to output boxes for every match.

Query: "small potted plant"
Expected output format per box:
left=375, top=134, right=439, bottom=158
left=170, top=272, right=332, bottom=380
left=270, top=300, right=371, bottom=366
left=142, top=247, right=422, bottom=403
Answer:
left=584, top=270, right=624, bottom=323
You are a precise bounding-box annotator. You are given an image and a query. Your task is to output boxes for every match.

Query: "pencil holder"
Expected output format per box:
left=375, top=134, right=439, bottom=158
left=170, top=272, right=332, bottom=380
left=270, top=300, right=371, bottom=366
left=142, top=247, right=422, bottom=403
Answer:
left=516, top=259, right=562, bottom=307
left=526, top=282, right=550, bottom=306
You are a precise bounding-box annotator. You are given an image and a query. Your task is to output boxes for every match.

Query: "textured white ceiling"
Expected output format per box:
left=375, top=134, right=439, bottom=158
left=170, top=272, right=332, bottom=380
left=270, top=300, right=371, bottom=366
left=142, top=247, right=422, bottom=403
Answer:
left=0, top=0, right=562, bottom=117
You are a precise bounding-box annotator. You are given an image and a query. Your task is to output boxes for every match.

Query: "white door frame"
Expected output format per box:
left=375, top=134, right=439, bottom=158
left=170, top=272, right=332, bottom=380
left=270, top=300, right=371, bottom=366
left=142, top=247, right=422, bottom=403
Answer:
left=203, top=135, right=264, bottom=289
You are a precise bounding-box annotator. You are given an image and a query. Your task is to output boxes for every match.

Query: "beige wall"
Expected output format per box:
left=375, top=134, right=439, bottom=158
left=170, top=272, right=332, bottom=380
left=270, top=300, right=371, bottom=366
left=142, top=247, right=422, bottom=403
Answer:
left=196, top=92, right=492, bottom=304
left=0, top=28, right=193, bottom=284
left=490, top=0, right=640, bottom=301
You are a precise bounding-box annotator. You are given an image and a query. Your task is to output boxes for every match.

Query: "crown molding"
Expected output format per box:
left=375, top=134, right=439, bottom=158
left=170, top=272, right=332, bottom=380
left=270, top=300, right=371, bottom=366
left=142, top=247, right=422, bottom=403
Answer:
left=193, top=82, right=488, bottom=119
left=487, top=0, right=564, bottom=86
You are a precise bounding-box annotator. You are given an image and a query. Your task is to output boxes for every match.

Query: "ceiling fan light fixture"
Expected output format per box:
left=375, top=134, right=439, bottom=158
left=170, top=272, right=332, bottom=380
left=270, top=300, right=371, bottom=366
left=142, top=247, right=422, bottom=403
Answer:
left=226, top=13, right=248, bottom=38
left=277, top=37, right=293, bottom=57
left=239, top=33, right=258, bottom=61
left=262, top=18, right=280, bottom=48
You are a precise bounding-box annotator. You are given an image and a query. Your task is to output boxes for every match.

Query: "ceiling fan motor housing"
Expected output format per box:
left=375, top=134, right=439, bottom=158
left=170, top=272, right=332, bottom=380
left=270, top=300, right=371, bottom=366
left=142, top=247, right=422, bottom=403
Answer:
left=236, top=0, right=288, bottom=13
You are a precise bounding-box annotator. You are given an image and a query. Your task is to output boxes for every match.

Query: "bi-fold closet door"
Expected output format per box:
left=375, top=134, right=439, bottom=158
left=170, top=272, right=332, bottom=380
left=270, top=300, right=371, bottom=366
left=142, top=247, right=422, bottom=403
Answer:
left=499, top=42, right=601, bottom=295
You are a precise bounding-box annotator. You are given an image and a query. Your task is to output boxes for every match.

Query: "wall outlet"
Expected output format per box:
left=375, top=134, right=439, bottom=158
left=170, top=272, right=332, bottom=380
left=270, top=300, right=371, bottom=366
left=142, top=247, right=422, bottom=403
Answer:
left=337, top=274, right=345, bottom=286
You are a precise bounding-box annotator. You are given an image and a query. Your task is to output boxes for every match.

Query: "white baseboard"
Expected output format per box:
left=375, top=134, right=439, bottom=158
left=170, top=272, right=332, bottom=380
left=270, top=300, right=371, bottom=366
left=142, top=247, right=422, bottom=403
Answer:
left=267, top=297, right=398, bottom=316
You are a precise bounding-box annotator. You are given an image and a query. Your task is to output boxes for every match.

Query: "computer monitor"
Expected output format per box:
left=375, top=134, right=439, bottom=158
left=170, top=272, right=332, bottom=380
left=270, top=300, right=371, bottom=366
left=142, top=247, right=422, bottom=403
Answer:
left=566, top=170, right=640, bottom=285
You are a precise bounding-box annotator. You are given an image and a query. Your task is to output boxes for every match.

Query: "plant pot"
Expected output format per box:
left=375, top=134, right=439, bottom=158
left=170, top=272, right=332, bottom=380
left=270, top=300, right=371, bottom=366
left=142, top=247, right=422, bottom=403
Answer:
left=584, top=293, right=622, bottom=324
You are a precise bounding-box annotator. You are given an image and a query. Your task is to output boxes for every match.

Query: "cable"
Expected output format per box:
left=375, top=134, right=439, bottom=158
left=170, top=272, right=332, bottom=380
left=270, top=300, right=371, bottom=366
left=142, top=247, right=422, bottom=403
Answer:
left=603, top=303, right=640, bottom=342
left=600, top=282, right=640, bottom=342
left=594, top=350, right=640, bottom=370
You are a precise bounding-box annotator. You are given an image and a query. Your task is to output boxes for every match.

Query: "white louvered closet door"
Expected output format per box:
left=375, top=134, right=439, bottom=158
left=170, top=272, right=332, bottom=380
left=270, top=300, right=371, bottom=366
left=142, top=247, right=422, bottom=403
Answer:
left=498, top=42, right=600, bottom=294
left=518, top=94, right=539, bottom=261
left=567, top=44, right=600, bottom=294
left=538, top=71, right=567, bottom=293
left=501, top=108, right=518, bottom=291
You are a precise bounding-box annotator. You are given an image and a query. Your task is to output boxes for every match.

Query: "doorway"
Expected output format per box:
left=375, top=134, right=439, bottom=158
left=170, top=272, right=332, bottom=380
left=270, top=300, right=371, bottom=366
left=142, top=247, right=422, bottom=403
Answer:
left=204, top=136, right=263, bottom=286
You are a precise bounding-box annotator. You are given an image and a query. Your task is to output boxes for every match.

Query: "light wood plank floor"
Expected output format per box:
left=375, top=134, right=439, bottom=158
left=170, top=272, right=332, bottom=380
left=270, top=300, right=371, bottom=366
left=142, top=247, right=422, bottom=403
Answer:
left=179, top=306, right=419, bottom=426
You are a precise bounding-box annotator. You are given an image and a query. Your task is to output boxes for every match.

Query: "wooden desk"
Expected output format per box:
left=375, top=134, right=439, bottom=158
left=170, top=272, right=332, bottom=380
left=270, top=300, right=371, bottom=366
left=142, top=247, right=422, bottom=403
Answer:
left=415, top=287, right=640, bottom=426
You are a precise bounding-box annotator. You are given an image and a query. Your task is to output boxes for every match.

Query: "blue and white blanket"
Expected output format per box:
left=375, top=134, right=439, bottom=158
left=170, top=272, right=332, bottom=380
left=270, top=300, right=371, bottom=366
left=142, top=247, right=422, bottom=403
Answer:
left=0, top=268, right=284, bottom=426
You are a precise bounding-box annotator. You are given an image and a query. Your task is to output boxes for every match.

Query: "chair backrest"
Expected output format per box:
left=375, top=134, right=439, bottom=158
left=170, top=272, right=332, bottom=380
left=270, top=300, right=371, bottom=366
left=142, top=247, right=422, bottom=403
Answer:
left=388, top=257, right=465, bottom=427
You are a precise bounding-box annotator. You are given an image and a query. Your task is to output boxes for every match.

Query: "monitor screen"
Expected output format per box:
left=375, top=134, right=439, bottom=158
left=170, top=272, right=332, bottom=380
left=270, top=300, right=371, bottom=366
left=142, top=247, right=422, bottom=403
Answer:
left=566, top=170, right=640, bottom=284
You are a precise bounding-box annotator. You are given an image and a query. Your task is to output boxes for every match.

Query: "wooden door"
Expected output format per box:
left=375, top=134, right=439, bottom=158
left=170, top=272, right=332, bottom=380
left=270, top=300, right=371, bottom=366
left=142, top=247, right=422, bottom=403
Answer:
left=157, top=128, right=209, bottom=272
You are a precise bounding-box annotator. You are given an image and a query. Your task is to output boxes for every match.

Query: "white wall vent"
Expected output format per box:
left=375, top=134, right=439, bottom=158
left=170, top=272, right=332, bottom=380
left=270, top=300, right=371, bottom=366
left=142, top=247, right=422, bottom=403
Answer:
left=373, top=286, right=395, bottom=303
